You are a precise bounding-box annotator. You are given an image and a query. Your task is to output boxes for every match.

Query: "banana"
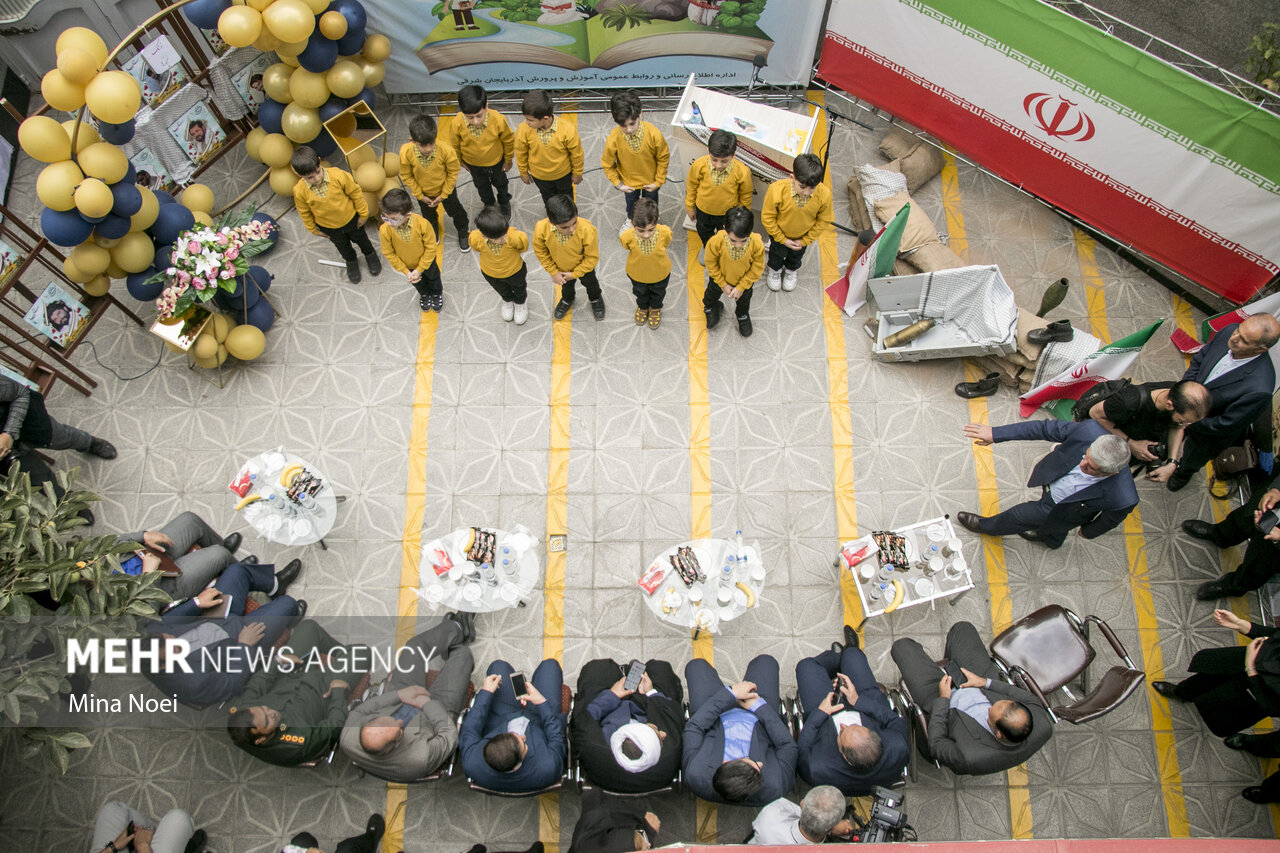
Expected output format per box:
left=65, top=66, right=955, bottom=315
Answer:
left=235, top=494, right=263, bottom=511
left=883, top=578, right=905, bottom=613
left=735, top=581, right=756, bottom=607
left=279, top=463, right=304, bottom=487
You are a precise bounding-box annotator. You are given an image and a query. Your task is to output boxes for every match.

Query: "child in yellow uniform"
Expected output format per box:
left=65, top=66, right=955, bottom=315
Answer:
left=684, top=129, right=753, bottom=251
left=761, top=154, right=833, bottom=292
left=515, top=89, right=583, bottom=215
left=703, top=206, right=764, bottom=337
left=378, top=188, right=442, bottom=313
left=470, top=206, right=530, bottom=325
left=601, top=90, right=669, bottom=234
left=533, top=195, right=603, bottom=321
left=447, top=84, right=515, bottom=217
left=399, top=113, right=470, bottom=253
left=291, top=145, right=381, bottom=284
left=620, top=198, right=673, bottom=330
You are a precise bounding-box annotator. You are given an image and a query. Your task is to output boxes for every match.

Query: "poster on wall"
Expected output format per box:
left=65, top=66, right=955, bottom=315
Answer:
left=167, top=102, right=227, bottom=166
left=370, top=0, right=826, bottom=93
left=818, top=0, right=1280, bottom=304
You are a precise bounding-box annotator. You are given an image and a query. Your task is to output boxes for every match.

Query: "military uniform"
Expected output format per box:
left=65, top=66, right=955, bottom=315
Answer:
left=230, top=620, right=367, bottom=767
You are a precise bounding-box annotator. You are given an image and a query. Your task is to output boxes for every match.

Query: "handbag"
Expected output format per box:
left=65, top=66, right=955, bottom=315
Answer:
left=1207, top=440, right=1260, bottom=498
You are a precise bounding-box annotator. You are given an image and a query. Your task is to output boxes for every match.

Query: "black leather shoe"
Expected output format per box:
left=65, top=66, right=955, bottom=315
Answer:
left=1027, top=319, right=1074, bottom=346
left=737, top=315, right=753, bottom=337
left=1180, top=519, right=1218, bottom=543
left=1243, top=786, right=1274, bottom=805
left=448, top=610, right=476, bottom=643
left=222, top=532, right=242, bottom=553
left=591, top=298, right=606, bottom=320
left=955, top=511, right=984, bottom=534
left=830, top=642, right=844, bottom=655
left=1224, top=734, right=1252, bottom=752
left=843, top=625, right=860, bottom=650
left=458, top=230, right=471, bottom=252
left=499, top=202, right=512, bottom=217
left=705, top=303, right=721, bottom=330
left=88, top=437, right=118, bottom=459
left=364, top=252, right=382, bottom=276
left=553, top=298, right=573, bottom=319
left=954, top=372, right=1000, bottom=399
left=1018, top=529, right=1062, bottom=549
left=184, top=828, right=207, bottom=853
left=1195, top=579, right=1231, bottom=601
left=1151, top=680, right=1182, bottom=700
left=1167, top=471, right=1192, bottom=492
left=272, top=559, right=302, bottom=599
left=365, top=813, right=385, bottom=842
left=243, top=554, right=260, bottom=564
left=289, top=599, right=308, bottom=627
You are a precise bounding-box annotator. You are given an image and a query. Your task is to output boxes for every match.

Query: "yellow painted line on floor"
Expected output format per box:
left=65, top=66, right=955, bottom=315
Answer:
left=1074, top=229, right=1110, bottom=345
left=941, top=152, right=1030, bottom=838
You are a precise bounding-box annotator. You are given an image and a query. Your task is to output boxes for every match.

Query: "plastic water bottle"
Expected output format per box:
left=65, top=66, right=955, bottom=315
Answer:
left=480, top=561, right=497, bottom=587
left=720, top=556, right=736, bottom=590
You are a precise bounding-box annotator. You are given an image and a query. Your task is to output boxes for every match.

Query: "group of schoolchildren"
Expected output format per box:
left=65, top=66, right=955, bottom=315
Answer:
left=292, top=85, right=833, bottom=337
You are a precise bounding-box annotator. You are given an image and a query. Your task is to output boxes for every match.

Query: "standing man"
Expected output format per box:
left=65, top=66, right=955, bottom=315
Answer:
left=956, top=420, right=1136, bottom=549
left=1182, top=474, right=1280, bottom=600
left=0, top=373, right=116, bottom=460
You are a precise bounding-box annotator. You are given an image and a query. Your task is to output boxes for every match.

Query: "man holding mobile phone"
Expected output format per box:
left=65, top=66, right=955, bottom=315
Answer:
left=1182, top=472, right=1280, bottom=601
left=460, top=657, right=566, bottom=793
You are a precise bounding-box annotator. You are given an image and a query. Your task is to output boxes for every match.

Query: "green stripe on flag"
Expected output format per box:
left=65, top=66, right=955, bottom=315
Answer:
left=906, top=0, right=1280, bottom=187
left=873, top=204, right=910, bottom=278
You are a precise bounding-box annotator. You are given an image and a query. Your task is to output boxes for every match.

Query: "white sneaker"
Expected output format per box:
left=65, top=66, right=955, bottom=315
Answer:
left=696, top=248, right=705, bottom=267
left=782, top=268, right=799, bottom=291
left=766, top=267, right=783, bottom=291
left=619, top=218, right=632, bottom=236
left=513, top=302, right=528, bottom=325
left=501, top=300, right=515, bottom=321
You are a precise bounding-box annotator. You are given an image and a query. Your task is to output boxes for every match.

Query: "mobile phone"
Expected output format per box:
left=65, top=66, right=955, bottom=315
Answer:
left=942, top=660, right=966, bottom=686
left=509, top=671, right=528, bottom=699
left=1258, top=508, right=1280, bottom=536
left=623, top=659, right=646, bottom=692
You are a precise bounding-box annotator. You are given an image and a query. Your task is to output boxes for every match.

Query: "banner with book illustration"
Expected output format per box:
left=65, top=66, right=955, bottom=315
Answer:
left=369, top=0, right=825, bottom=93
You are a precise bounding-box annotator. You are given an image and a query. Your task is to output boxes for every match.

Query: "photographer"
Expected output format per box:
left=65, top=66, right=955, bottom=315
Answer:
left=88, top=800, right=205, bottom=853
left=1073, top=378, right=1210, bottom=477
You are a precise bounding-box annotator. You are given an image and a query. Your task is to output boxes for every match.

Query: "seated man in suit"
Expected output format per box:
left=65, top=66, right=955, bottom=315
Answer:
left=227, top=619, right=369, bottom=767
left=570, top=658, right=684, bottom=793
left=568, top=789, right=663, bottom=853
left=119, top=510, right=267, bottom=603
left=749, top=785, right=848, bottom=846
left=460, top=658, right=566, bottom=793
left=1182, top=473, right=1280, bottom=600
left=795, top=627, right=909, bottom=795
left=682, top=654, right=797, bottom=805
left=341, top=612, right=476, bottom=781
left=957, top=420, right=1136, bottom=549
left=891, top=621, right=1053, bottom=776
left=143, top=559, right=304, bottom=708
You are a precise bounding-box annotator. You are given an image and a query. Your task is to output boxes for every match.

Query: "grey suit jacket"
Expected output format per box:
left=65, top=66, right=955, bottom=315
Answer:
left=340, top=690, right=458, bottom=782
left=926, top=679, right=1053, bottom=776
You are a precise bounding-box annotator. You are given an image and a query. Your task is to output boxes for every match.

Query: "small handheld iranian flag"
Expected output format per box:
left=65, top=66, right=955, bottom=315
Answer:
left=1019, top=319, right=1164, bottom=419
left=825, top=204, right=910, bottom=316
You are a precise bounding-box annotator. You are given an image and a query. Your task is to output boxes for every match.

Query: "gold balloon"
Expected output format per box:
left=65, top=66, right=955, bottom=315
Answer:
left=259, top=133, right=295, bottom=168
left=246, top=0, right=273, bottom=10
left=325, top=60, right=364, bottom=99
left=300, top=0, right=329, bottom=13
left=362, top=33, right=392, bottom=63
left=37, top=160, right=85, bottom=211
left=225, top=324, right=266, bottom=360
left=245, top=126, right=267, bottom=162
left=105, top=261, right=127, bottom=279
left=346, top=144, right=375, bottom=169
left=281, top=103, right=321, bottom=143
left=69, top=242, right=111, bottom=275
left=278, top=52, right=300, bottom=68
left=192, top=211, right=214, bottom=226
left=354, top=161, right=385, bottom=192
left=78, top=142, right=129, bottom=183
left=84, top=274, right=111, bottom=297
left=276, top=39, right=307, bottom=59
left=288, top=68, right=330, bottom=109
left=252, top=30, right=282, bottom=52
left=262, top=63, right=294, bottom=103
left=319, top=11, right=348, bottom=39
left=381, top=152, right=399, bottom=178
left=55, top=28, right=108, bottom=69
left=218, top=5, right=263, bottom=48
left=56, top=47, right=100, bottom=86
left=85, top=71, right=142, bottom=124
left=359, top=59, right=385, bottom=88
left=19, top=116, right=72, bottom=163
left=130, top=187, right=159, bottom=232
left=62, top=119, right=99, bottom=152
left=377, top=176, right=399, bottom=199
left=192, top=333, right=218, bottom=360
left=325, top=112, right=357, bottom=139
left=94, top=235, right=121, bottom=249
left=182, top=183, right=215, bottom=213
left=262, top=0, right=315, bottom=45
left=74, top=178, right=114, bottom=218
left=362, top=190, right=379, bottom=218
left=111, top=232, right=156, bottom=273
left=211, top=313, right=233, bottom=343
left=42, top=69, right=86, bottom=112
left=270, top=165, right=301, bottom=196
left=62, top=256, right=93, bottom=284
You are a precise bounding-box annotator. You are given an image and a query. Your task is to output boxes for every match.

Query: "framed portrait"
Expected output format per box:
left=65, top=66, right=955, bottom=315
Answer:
left=232, top=53, right=274, bottom=114
left=24, top=283, right=90, bottom=348
left=122, top=52, right=187, bottom=110
left=0, top=238, right=18, bottom=288
left=167, top=101, right=227, bottom=166
left=129, top=148, right=178, bottom=196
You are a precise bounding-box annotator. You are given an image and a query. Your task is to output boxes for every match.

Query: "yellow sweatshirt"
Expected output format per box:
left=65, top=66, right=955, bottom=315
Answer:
left=294, top=168, right=367, bottom=232
left=446, top=110, right=514, bottom=168
left=515, top=116, right=584, bottom=181
left=379, top=214, right=438, bottom=274
left=761, top=179, right=833, bottom=245
left=532, top=217, right=599, bottom=280
left=684, top=156, right=753, bottom=216
left=601, top=121, right=669, bottom=189
left=398, top=140, right=461, bottom=200
left=620, top=225, right=674, bottom=284
left=705, top=231, right=765, bottom=290
left=469, top=228, right=528, bottom=278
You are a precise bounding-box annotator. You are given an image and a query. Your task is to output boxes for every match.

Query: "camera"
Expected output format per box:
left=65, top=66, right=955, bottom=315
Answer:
left=1144, top=442, right=1168, bottom=472
left=854, top=787, right=911, bottom=843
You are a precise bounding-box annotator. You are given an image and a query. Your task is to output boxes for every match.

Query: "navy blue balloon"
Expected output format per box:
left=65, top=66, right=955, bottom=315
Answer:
left=319, top=96, right=348, bottom=123
left=257, top=98, right=287, bottom=135
left=122, top=163, right=137, bottom=185
left=154, top=243, right=175, bottom=271
left=42, top=208, right=94, bottom=246
left=348, top=87, right=376, bottom=110
left=183, top=0, right=231, bottom=29
left=249, top=213, right=280, bottom=255
left=298, top=33, right=339, bottom=72
left=110, top=181, right=143, bottom=217
left=245, top=296, right=275, bottom=332
left=94, top=214, right=132, bottom=240
left=126, top=269, right=165, bottom=301
left=152, top=190, right=178, bottom=206
left=78, top=212, right=107, bottom=224
left=152, top=204, right=195, bottom=244
left=335, top=25, right=366, bottom=57
left=334, top=0, right=367, bottom=33
left=309, top=129, right=338, bottom=158
left=97, top=119, right=136, bottom=145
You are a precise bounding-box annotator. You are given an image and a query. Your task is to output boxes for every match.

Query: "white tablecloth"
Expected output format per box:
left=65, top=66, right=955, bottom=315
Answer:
left=417, top=525, right=540, bottom=613
left=235, top=448, right=338, bottom=547
left=640, top=538, right=764, bottom=635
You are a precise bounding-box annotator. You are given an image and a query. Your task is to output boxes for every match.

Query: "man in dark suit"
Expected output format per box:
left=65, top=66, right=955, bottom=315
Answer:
left=1163, top=315, right=1279, bottom=491
left=795, top=628, right=909, bottom=795
left=1182, top=473, right=1280, bottom=600
left=682, top=654, right=797, bottom=805
left=892, top=622, right=1053, bottom=776
left=957, top=419, right=1137, bottom=549
left=460, top=658, right=566, bottom=793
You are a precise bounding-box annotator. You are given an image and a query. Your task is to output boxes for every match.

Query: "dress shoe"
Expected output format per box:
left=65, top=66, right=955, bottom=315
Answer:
left=844, top=625, right=860, bottom=650
left=243, top=554, right=260, bottom=564
left=1180, top=519, right=1218, bottom=543
left=553, top=297, right=573, bottom=319
left=1167, top=471, right=1192, bottom=492
left=1243, top=786, right=1274, bottom=805
left=272, top=558, right=302, bottom=599
left=222, top=532, right=242, bottom=553
left=184, top=828, right=207, bottom=853
left=1017, top=529, right=1061, bottom=549
left=955, top=511, right=984, bottom=534
left=954, top=372, right=1000, bottom=399
left=1224, top=734, right=1252, bottom=752
left=1151, top=680, right=1183, bottom=701
left=365, top=813, right=385, bottom=842
left=289, top=599, right=308, bottom=627
left=1026, top=319, right=1074, bottom=346
left=448, top=610, right=476, bottom=643
left=1194, top=579, right=1231, bottom=601
left=830, top=642, right=844, bottom=655
left=88, top=437, right=118, bottom=459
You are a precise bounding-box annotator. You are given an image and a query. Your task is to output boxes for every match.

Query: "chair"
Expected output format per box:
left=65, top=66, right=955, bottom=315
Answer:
left=466, top=684, right=574, bottom=797
left=350, top=670, right=477, bottom=782
left=987, top=604, right=1144, bottom=725
left=897, top=657, right=963, bottom=772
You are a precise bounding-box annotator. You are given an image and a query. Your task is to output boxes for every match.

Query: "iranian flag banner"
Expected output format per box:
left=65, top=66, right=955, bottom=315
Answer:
left=825, top=204, right=910, bottom=316
left=1019, top=320, right=1164, bottom=419
left=818, top=0, right=1280, bottom=304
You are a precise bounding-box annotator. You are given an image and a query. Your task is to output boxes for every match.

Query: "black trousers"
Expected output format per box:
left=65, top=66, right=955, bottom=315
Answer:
left=1201, top=487, right=1280, bottom=595
left=418, top=193, right=469, bottom=239
left=1177, top=428, right=1236, bottom=479
left=703, top=279, right=754, bottom=318
left=1229, top=731, right=1280, bottom=801
left=973, top=489, right=1072, bottom=548
left=631, top=276, right=669, bottom=310
left=483, top=264, right=528, bottom=305
left=623, top=187, right=659, bottom=219
left=466, top=161, right=511, bottom=208
left=533, top=173, right=575, bottom=213
left=408, top=261, right=443, bottom=298
left=319, top=213, right=374, bottom=263
left=560, top=270, right=601, bottom=303
left=767, top=238, right=807, bottom=271
left=694, top=206, right=726, bottom=249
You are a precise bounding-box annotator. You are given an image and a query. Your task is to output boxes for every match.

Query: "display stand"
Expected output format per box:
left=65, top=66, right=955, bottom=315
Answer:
left=323, top=101, right=389, bottom=169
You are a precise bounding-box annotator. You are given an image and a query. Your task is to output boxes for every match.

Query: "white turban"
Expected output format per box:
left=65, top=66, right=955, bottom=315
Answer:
left=610, top=721, right=662, bottom=773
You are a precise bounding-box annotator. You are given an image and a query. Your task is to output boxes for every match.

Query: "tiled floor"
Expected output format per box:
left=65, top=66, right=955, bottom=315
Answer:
left=2, top=97, right=1276, bottom=851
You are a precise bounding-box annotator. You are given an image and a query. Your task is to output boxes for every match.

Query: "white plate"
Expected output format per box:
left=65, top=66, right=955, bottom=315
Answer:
left=423, top=584, right=445, bottom=602
left=499, top=584, right=519, bottom=603
left=291, top=518, right=312, bottom=538
left=462, top=583, right=482, bottom=602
